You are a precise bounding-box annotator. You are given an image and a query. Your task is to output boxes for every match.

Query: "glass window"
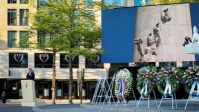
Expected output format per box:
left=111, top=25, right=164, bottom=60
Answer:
left=8, top=31, right=17, bottom=48
left=20, top=31, right=28, bottom=47
left=159, top=62, right=176, bottom=67
left=37, top=0, right=47, bottom=7
left=60, top=53, right=79, bottom=68
left=85, top=55, right=104, bottom=68
left=9, top=53, right=28, bottom=68
left=20, top=9, right=29, bottom=26
left=20, top=0, right=28, bottom=4
left=38, top=32, right=52, bottom=44
left=83, top=10, right=93, bottom=27
left=104, top=0, right=125, bottom=6
left=35, top=53, right=53, bottom=68
left=134, top=62, right=156, bottom=67
left=110, top=63, right=129, bottom=68
left=8, top=9, right=17, bottom=26
left=8, top=0, right=17, bottom=4
left=182, top=61, right=199, bottom=68
left=84, top=0, right=93, bottom=4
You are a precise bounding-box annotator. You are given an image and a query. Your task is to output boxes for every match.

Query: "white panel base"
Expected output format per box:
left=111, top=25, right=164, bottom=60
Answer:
left=185, top=43, right=199, bottom=54
left=21, top=100, right=45, bottom=107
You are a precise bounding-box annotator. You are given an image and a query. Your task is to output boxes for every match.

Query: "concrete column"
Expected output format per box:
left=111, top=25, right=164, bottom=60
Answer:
left=125, top=0, right=134, bottom=7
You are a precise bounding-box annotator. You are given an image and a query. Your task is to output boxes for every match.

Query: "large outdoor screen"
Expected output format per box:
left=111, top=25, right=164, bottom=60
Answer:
left=102, top=3, right=199, bottom=63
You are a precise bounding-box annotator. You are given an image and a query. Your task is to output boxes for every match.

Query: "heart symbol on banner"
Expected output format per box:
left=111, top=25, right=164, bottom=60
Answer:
left=91, top=55, right=100, bottom=63
left=64, top=55, right=75, bottom=63
left=14, top=54, right=24, bottom=62
left=39, top=54, right=49, bottom=63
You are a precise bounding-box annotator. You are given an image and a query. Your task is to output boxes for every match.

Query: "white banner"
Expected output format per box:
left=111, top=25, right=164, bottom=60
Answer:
left=189, top=81, right=199, bottom=98
left=164, top=79, right=172, bottom=97
left=140, top=81, right=148, bottom=98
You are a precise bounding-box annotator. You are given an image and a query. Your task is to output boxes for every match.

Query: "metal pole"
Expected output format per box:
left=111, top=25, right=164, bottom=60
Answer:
left=80, top=70, right=83, bottom=104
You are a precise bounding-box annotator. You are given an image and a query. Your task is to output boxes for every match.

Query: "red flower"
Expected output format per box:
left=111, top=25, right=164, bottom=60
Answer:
left=186, top=76, right=188, bottom=79
left=188, top=67, right=192, bottom=70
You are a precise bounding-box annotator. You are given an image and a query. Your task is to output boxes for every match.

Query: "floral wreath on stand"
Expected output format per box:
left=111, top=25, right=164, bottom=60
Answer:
left=136, top=66, right=157, bottom=96
left=114, top=68, right=133, bottom=97
left=182, top=65, right=199, bottom=96
left=157, top=64, right=184, bottom=96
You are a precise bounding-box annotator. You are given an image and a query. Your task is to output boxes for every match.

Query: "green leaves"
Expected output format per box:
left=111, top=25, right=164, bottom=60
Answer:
left=19, top=0, right=108, bottom=61
left=144, top=0, right=199, bottom=6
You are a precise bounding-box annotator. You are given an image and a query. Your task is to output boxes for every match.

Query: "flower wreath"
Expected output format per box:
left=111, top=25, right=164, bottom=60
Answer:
left=182, top=66, right=199, bottom=96
left=114, top=68, right=133, bottom=97
left=157, top=65, right=184, bottom=96
left=136, top=66, right=157, bottom=95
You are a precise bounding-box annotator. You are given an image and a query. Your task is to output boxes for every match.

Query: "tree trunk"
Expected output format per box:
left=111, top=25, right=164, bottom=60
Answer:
left=69, top=57, right=73, bottom=104
left=52, top=52, right=56, bottom=104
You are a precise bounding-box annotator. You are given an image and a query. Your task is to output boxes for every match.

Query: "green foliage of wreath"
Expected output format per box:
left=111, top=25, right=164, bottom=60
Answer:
left=157, top=66, right=184, bottom=96
left=136, top=80, right=155, bottom=95
left=136, top=66, right=157, bottom=95
left=182, top=65, right=199, bottom=96
left=114, top=69, right=133, bottom=97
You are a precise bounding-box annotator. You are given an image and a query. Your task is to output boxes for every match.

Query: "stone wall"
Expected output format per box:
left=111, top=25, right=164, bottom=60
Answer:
left=133, top=3, right=195, bottom=62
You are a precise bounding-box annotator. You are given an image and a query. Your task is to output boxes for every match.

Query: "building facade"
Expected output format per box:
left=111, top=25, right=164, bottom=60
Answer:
left=0, top=0, right=188, bottom=100
left=0, top=0, right=113, bottom=100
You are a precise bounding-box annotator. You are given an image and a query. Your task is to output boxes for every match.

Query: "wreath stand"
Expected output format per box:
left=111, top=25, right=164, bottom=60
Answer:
left=96, top=76, right=109, bottom=105
left=103, top=74, right=116, bottom=105
left=184, top=91, right=198, bottom=110
left=136, top=82, right=158, bottom=108
left=91, top=74, right=108, bottom=105
left=158, top=82, right=177, bottom=109
left=132, top=89, right=137, bottom=101
left=184, top=81, right=199, bottom=110
left=158, top=93, right=177, bottom=109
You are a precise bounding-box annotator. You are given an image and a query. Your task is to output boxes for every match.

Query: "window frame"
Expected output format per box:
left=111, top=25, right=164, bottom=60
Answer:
left=20, top=31, right=28, bottom=48
left=9, top=53, right=28, bottom=68
left=8, top=0, right=17, bottom=4
left=60, top=53, right=79, bottom=68
left=38, top=32, right=53, bottom=45
left=20, top=0, right=28, bottom=4
left=20, top=9, right=29, bottom=26
left=8, top=9, right=17, bottom=26
left=34, top=53, right=53, bottom=68
left=8, top=31, right=17, bottom=48
left=85, top=55, right=104, bottom=69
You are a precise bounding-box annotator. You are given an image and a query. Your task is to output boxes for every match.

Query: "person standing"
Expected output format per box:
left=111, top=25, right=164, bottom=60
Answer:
left=1, top=91, right=6, bottom=106
left=26, top=68, right=35, bottom=80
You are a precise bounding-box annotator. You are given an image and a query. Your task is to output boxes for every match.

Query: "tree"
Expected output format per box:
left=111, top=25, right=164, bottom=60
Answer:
left=141, top=0, right=199, bottom=6
left=21, top=0, right=110, bottom=104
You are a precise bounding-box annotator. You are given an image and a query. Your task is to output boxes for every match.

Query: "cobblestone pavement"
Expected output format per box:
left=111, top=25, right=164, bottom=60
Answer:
left=35, top=104, right=115, bottom=112
left=1, top=102, right=199, bottom=112
left=0, top=104, right=115, bottom=112
left=0, top=105, right=33, bottom=112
